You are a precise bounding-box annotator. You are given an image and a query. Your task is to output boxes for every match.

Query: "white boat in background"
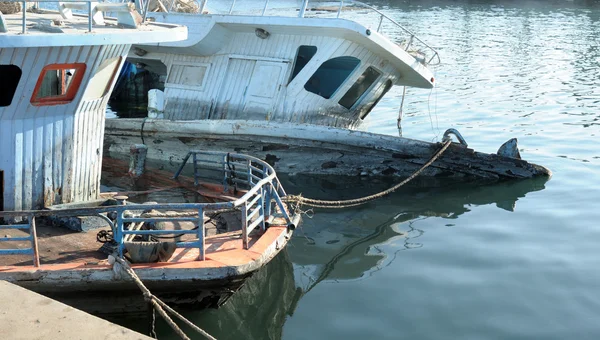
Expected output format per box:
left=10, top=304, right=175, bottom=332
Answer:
left=105, top=0, right=550, bottom=180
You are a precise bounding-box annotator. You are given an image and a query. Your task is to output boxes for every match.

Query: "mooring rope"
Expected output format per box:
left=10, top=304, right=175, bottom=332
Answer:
left=283, top=140, right=452, bottom=209
left=113, top=256, right=216, bottom=340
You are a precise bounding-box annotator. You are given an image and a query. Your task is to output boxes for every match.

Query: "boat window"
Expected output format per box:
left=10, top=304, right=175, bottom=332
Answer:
left=83, top=57, right=122, bottom=100
left=31, top=63, right=87, bottom=106
left=360, top=79, right=393, bottom=120
left=167, top=63, right=209, bottom=88
left=304, top=56, right=360, bottom=99
left=289, top=45, right=317, bottom=84
left=0, top=65, right=22, bottom=107
left=338, top=66, right=382, bottom=110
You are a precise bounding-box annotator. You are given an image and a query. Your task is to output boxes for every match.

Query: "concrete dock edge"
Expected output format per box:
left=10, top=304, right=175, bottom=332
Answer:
left=0, top=281, right=151, bottom=340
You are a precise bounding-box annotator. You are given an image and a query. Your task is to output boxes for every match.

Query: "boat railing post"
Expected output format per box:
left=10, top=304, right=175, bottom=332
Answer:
left=172, top=151, right=192, bottom=179
left=261, top=0, right=269, bottom=16
left=259, top=187, right=266, bottom=230
left=116, top=209, right=125, bottom=257
left=264, top=183, right=272, bottom=217
left=228, top=0, right=236, bottom=14
left=299, top=0, right=308, bottom=18
left=241, top=203, right=248, bottom=249
left=198, top=0, right=207, bottom=13
left=337, top=0, right=343, bottom=18
left=246, top=159, right=252, bottom=187
left=142, top=0, right=151, bottom=22
left=377, top=14, right=383, bottom=33
left=87, top=1, right=92, bottom=32
left=405, top=35, right=414, bottom=51
left=197, top=207, right=205, bottom=260
left=21, top=1, right=26, bottom=34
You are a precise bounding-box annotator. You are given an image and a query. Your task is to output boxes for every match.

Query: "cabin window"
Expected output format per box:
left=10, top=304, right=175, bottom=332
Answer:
left=304, top=56, right=360, bottom=99
left=360, top=79, right=393, bottom=120
left=31, top=63, right=87, bottom=106
left=167, top=63, right=209, bottom=89
left=0, top=65, right=22, bottom=107
left=289, top=45, right=317, bottom=84
left=338, top=66, right=382, bottom=110
left=83, top=57, right=122, bottom=100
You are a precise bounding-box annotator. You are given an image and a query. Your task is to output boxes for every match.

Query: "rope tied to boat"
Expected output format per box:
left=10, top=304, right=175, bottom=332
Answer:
left=112, top=256, right=217, bottom=340
left=283, top=140, right=452, bottom=209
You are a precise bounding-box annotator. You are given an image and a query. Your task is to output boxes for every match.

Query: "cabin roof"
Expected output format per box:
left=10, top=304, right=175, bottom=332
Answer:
left=0, top=9, right=187, bottom=48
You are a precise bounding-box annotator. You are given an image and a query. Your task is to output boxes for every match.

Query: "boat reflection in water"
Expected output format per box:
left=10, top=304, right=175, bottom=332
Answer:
left=136, top=175, right=548, bottom=340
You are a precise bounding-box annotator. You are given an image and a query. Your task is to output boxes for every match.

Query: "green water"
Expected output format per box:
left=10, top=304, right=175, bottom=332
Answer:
left=123, top=1, right=600, bottom=339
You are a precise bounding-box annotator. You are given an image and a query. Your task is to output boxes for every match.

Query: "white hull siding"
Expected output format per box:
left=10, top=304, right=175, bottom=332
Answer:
left=0, top=44, right=129, bottom=211
left=130, top=14, right=434, bottom=129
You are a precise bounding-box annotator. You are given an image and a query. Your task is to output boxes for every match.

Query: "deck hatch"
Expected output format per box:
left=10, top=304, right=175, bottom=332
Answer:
left=305, top=56, right=360, bottom=99
left=0, top=65, right=22, bottom=107
left=289, top=45, right=317, bottom=84
left=339, top=66, right=382, bottom=110
left=31, top=63, right=87, bottom=106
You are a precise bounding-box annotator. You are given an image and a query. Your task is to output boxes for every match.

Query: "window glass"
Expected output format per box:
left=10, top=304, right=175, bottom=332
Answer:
left=360, top=79, right=393, bottom=120
left=304, top=56, right=360, bottom=99
left=339, top=66, right=381, bottom=109
left=289, top=45, right=317, bottom=84
left=0, top=65, right=22, bottom=107
left=83, top=57, right=122, bottom=100
left=31, top=63, right=86, bottom=106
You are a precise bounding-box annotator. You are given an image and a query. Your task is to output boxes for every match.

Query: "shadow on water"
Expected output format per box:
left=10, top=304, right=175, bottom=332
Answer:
left=114, top=174, right=548, bottom=339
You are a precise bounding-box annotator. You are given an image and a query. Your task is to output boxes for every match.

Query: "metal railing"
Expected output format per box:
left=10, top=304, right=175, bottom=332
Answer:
left=159, top=0, right=440, bottom=65
left=0, top=151, right=294, bottom=265
left=0, top=216, right=40, bottom=267
left=174, top=150, right=293, bottom=250
left=0, top=0, right=143, bottom=34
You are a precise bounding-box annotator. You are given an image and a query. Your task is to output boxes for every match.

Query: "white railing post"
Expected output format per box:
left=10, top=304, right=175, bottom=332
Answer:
left=261, top=0, right=269, bottom=16
left=21, top=1, right=26, bottom=34
left=337, top=0, right=343, bottom=18
left=298, top=0, right=308, bottom=18
left=241, top=203, right=248, bottom=249
left=228, top=0, right=236, bottom=14
left=197, top=207, right=205, bottom=260
left=199, top=0, right=207, bottom=13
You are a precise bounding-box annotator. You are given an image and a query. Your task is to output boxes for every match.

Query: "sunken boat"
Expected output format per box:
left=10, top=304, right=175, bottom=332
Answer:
left=0, top=1, right=299, bottom=315
left=106, top=0, right=551, bottom=180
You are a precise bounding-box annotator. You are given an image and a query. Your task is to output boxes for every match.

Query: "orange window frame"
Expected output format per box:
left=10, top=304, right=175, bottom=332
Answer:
left=30, top=63, right=87, bottom=106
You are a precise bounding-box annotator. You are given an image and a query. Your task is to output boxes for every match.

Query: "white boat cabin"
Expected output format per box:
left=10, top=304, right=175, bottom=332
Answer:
left=0, top=1, right=187, bottom=211
left=126, top=0, right=439, bottom=129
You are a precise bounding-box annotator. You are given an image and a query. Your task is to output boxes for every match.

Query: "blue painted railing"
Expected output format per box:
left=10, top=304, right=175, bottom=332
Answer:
left=0, top=216, right=40, bottom=267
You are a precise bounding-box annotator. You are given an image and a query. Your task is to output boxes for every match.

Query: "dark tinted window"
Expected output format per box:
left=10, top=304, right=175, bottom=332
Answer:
left=360, top=79, right=393, bottom=120
left=304, top=56, right=360, bottom=99
left=339, top=66, right=381, bottom=109
left=0, top=65, right=22, bottom=107
left=289, top=45, right=317, bottom=84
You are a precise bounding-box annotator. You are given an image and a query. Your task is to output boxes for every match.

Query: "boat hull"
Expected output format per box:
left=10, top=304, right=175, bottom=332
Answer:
left=104, top=119, right=551, bottom=180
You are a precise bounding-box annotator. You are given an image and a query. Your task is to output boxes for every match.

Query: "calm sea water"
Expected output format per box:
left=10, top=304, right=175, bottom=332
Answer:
left=123, top=1, right=600, bottom=339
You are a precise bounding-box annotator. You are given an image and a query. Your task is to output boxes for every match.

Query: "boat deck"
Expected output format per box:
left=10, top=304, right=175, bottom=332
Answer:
left=0, top=155, right=294, bottom=285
